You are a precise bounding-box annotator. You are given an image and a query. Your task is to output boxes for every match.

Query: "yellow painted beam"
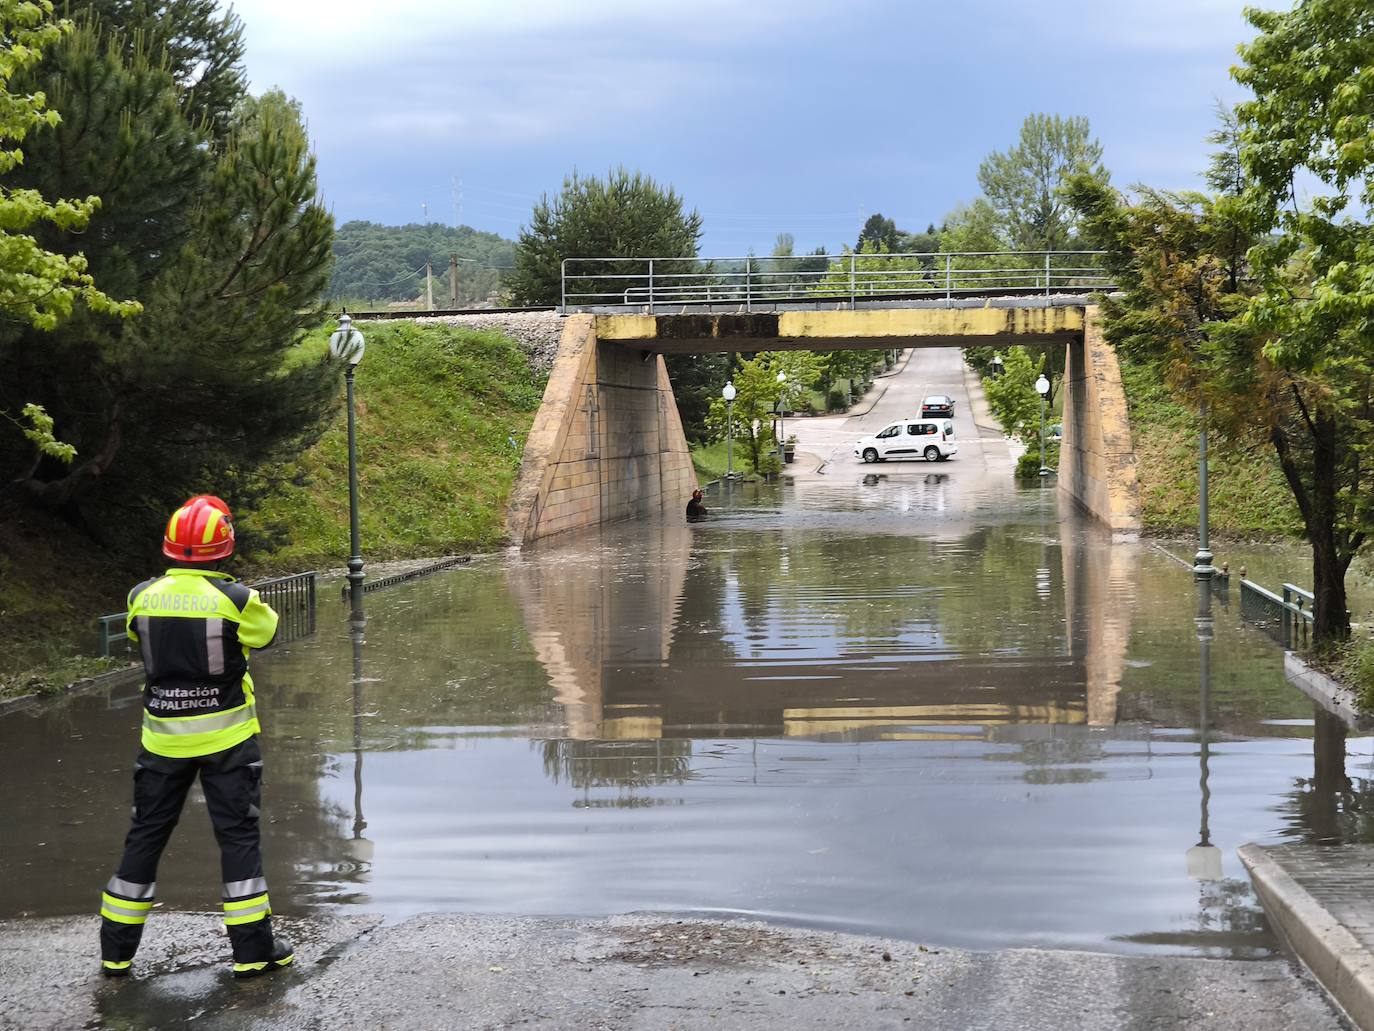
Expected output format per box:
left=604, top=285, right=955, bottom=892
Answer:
left=597, top=314, right=660, bottom=340
left=595, top=306, right=1084, bottom=343
left=777, top=306, right=1083, bottom=340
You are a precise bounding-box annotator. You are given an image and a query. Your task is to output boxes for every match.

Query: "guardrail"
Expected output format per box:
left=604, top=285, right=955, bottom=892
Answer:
left=359, top=555, right=471, bottom=594
left=560, top=250, right=1112, bottom=313
left=1239, top=578, right=1314, bottom=649
left=98, top=571, right=318, bottom=658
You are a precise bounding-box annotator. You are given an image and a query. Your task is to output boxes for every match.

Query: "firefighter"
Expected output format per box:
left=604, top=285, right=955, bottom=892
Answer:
left=99, top=496, right=294, bottom=979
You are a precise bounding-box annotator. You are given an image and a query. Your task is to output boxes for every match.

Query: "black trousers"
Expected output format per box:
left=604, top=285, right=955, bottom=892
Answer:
left=100, top=737, right=276, bottom=965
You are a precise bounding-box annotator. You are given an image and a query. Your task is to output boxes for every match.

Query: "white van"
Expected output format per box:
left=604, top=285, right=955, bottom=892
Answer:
left=854, top=420, right=957, bottom=463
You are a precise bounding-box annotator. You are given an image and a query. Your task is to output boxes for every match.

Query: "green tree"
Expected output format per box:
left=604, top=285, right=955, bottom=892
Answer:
left=0, top=0, right=137, bottom=332
left=977, top=113, right=1108, bottom=251
left=857, top=213, right=899, bottom=252
left=895, top=222, right=941, bottom=256
left=706, top=351, right=821, bottom=471
left=0, top=1, right=141, bottom=467
left=507, top=168, right=719, bottom=439
left=507, top=167, right=702, bottom=307
left=1, top=2, right=335, bottom=529
left=982, top=347, right=1045, bottom=445
left=1225, top=0, right=1374, bottom=642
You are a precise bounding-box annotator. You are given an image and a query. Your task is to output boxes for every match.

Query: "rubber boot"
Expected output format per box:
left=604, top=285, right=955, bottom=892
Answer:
left=232, top=937, right=295, bottom=980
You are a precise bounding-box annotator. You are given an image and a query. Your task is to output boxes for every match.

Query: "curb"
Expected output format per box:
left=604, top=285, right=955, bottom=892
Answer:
left=1239, top=842, right=1374, bottom=1030
left=1284, top=652, right=1369, bottom=729
left=960, top=360, right=1004, bottom=436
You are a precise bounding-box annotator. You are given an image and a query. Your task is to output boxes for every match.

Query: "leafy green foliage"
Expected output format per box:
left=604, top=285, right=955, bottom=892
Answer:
left=1230, top=0, right=1374, bottom=640
left=705, top=351, right=821, bottom=472
left=329, top=220, right=515, bottom=307
left=16, top=402, right=73, bottom=462
left=857, top=213, right=899, bottom=252
left=507, top=167, right=702, bottom=306
left=0, top=0, right=138, bottom=333
left=977, top=113, right=1108, bottom=251
left=983, top=347, right=1045, bottom=445
left=0, top=3, right=336, bottom=533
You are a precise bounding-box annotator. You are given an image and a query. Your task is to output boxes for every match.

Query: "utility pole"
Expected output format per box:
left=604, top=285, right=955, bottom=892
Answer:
left=449, top=254, right=459, bottom=308
left=424, top=260, right=434, bottom=311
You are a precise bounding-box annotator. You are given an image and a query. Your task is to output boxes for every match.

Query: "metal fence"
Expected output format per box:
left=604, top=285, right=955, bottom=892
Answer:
left=560, top=250, right=1112, bottom=313
left=360, top=555, right=471, bottom=594
left=98, top=571, right=318, bottom=658
left=252, top=571, right=317, bottom=643
left=1239, top=578, right=1314, bottom=649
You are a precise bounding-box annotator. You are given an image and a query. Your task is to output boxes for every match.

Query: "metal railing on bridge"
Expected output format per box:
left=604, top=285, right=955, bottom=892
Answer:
left=98, top=571, right=317, bottom=658
left=1238, top=578, right=1314, bottom=649
left=560, top=250, right=1112, bottom=313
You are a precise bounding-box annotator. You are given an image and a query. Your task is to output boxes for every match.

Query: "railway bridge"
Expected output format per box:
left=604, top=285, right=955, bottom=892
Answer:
left=505, top=252, right=1141, bottom=545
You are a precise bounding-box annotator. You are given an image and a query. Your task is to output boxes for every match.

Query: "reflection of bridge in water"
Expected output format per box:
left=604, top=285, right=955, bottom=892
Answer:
left=507, top=508, right=1139, bottom=746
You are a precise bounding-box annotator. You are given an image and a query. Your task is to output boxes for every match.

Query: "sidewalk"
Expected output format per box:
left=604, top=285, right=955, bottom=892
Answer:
left=1241, top=843, right=1374, bottom=1029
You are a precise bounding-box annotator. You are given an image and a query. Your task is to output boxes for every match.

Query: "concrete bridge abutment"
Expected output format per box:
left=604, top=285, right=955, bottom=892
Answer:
left=505, top=314, right=697, bottom=546
left=1059, top=307, right=1143, bottom=537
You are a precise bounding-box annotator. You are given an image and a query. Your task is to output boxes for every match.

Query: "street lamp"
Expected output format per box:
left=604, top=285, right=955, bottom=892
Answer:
left=1193, top=402, right=1215, bottom=580
left=329, top=313, right=366, bottom=620
left=776, top=371, right=787, bottom=449
left=1035, top=373, right=1051, bottom=477
left=722, top=381, right=736, bottom=482
left=991, top=353, right=1004, bottom=378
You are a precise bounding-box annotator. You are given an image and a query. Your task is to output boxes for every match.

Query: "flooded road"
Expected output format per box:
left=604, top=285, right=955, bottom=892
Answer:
left=2, top=477, right=1369, bottom=962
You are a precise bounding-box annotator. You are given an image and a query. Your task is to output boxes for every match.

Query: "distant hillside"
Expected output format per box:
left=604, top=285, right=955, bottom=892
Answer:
left=329, top=221, right=518, bottom=308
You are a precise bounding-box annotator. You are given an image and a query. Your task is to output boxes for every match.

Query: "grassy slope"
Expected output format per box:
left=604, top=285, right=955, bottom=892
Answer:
left=0, top=322, right=544, bottom=694
left=250, top=322, right=544, bottom=569
left=1118, top=357, right=1303, bottom=538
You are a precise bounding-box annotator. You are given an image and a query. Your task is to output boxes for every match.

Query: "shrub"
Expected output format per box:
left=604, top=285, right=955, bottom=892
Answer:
left=827, top=387, right=848, bottom=412
left=1015, top=442, right=1060, bottom=479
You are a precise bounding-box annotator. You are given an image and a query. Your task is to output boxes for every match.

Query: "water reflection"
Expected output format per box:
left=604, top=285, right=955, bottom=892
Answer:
left=6, top=480, right=1374, bottom=957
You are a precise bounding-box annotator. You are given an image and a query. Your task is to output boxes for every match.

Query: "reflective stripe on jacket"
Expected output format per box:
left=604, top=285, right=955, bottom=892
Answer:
left=127, top=568, right=278, bottom=758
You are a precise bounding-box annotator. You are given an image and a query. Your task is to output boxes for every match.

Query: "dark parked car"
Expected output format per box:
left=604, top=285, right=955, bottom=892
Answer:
left=920, top=394, right=955, bottom=419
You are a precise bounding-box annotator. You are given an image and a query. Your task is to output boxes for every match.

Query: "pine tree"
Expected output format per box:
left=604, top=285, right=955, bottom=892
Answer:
left=0, top=1, right=335, bottom=535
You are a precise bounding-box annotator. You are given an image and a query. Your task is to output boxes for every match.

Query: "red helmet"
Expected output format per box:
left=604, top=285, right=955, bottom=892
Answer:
left=163, top=497, right=235, bottom=562
left=183, top=494, right=232, bottom=518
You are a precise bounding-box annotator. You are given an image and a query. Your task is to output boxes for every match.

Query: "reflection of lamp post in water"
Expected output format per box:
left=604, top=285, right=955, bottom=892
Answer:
left=722, top=380, right=736, bottom=483
left=347, top=617, right=373, bottom=862
left=1187, top=580, right=1222, bottom=881
left=1035, top=373, right=1052, bottom=477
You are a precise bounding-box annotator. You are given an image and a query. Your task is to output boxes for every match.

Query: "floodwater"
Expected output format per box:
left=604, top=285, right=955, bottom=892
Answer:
left=3, top=477, right=1370, bottom=960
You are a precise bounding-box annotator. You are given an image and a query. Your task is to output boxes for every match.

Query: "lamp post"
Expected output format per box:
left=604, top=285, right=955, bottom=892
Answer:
left=1035, top=373, right=1051, bottom=477
left=991, top=353, right=1004, bottom=378
left=1193, top=402, right=1215, bottom=580
left=776, top=371, right=787, bottom=449
left=722, top=381, right=736, bottom=483
left=329, top=314, right=366, bottom=620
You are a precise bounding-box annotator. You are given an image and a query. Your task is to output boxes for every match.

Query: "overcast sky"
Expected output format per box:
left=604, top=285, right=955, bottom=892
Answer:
left=227, top=0, right=1257, bottom=255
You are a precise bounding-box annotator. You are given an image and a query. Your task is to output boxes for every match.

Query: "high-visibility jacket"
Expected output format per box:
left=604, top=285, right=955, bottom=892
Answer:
left=126, top=567, right=279, bottom=758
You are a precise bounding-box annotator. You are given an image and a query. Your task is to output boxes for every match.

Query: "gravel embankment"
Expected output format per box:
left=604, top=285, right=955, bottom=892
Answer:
left=409, top=311, right=566, bottom=373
